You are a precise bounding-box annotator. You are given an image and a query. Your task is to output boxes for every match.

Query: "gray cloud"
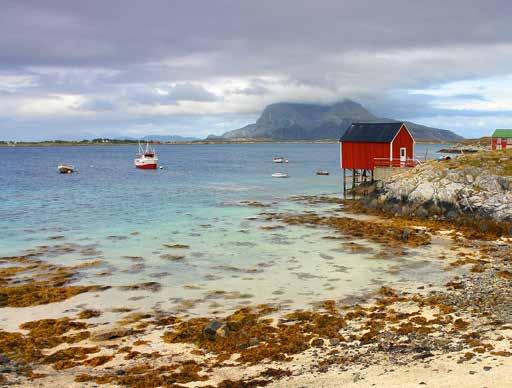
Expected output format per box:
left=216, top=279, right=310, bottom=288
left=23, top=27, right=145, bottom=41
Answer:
left=3, top=0, right=512, bottom=67
left=78, top=98, right=117, bottom=112
left=164, top=83, right=219, bottom=102
left=2, top=0, right=512, bottom=139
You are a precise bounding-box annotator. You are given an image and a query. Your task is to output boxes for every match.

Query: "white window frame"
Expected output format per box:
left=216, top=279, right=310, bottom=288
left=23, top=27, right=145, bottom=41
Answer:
left=400, top=147, right=406, bottom=160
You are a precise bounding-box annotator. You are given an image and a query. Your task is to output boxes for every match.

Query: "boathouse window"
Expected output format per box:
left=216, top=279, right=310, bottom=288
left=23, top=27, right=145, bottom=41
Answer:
left=400, top=147, right=406, bottom=158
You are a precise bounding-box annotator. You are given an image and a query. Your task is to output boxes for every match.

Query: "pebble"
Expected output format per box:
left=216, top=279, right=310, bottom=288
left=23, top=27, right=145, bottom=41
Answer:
left=310, top=338, right=324, bottom=348
left=91, top=327, right=134, bottom=342
left=414, top=351, right=433, bottom=360
left=0, top=354, right=10, bottom=364
left=329, top=338, right=340, bottom=346
left=203, top=320, right=228, bottom=340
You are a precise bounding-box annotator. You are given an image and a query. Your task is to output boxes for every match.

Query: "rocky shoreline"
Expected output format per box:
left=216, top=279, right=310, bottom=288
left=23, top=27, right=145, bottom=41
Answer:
left=1, top=192, right=511, bottom=387
left=363, top=150, right=512, bottom=231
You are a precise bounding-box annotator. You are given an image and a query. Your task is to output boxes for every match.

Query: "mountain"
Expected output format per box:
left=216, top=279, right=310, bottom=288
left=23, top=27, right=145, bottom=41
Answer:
left=114, top=135, right=199, bottom=142
left=215, top=100, right=463, bottom=142
left=141, top=135, right=199, bottom=142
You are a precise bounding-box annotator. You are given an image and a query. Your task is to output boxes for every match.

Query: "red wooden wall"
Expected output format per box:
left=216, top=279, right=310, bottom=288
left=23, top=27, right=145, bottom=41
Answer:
left=392, top=126, right=414, bottom=160
left=340, top=141, right=390, bottom=170
left=492, top=138, right=510, bottom=150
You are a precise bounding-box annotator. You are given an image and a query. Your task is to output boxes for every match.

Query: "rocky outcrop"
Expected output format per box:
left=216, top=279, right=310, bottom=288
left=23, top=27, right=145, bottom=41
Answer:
left=369, top=159, right=512, bottom=224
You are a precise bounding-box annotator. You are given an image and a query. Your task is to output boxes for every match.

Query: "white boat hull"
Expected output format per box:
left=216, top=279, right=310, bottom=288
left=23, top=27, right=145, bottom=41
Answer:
left=134, top=156, right=158, bottom=169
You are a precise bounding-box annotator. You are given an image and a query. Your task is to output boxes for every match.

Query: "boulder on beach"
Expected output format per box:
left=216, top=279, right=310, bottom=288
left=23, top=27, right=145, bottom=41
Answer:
left=203, top=320, right=228, bottom=340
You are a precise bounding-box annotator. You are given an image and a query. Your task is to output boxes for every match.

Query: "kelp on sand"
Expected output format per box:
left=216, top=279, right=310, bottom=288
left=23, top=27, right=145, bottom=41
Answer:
left=0, top=256, right=107, bottom=308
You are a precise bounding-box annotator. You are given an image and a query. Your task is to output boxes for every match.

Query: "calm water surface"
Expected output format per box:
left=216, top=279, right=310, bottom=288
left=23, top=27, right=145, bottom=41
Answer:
left=0, top=143, right=452, bottom=317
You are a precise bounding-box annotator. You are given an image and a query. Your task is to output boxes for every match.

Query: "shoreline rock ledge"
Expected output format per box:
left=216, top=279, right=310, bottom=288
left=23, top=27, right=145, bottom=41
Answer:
left=364, top=154, right=512, bottom=226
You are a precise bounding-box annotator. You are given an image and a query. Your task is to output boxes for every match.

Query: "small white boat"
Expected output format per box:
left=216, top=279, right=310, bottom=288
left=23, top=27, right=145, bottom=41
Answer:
left=134, top=142, right=158, bottom=169
left=272, top=172, right=289, bottom=178
left=316, top=170, right=330, bottom=176
left=273, top=157, right=287, bottom=163
left=58, top=164, right=74, bottom=174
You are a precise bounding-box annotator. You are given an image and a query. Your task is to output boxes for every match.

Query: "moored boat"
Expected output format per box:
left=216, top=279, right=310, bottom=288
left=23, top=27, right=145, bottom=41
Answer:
left=134, top=142, right=158, bottom=169
left=273, top=157, right=288, bottom=163
left=316, top=170, right=330, bottom=175
left=272, top=172, right=289, bottom=178
left=58, top=164, right=74, bottom=174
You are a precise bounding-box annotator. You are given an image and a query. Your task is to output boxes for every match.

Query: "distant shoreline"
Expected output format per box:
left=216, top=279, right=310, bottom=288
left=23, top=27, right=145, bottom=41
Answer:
left=0, top=139, right=453, bottom=148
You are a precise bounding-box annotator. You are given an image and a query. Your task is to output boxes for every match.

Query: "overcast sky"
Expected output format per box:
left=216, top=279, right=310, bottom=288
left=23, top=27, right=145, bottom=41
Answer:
left=2, top=0, right=512, bottom=140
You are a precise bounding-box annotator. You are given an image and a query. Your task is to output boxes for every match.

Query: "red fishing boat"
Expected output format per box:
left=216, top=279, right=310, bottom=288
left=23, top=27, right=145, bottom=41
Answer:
left=134, top=142, right=158, bottom=169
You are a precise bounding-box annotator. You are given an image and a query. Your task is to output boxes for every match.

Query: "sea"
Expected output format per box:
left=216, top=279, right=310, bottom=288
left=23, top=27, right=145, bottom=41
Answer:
left=0, top=143, right=454, bottom=319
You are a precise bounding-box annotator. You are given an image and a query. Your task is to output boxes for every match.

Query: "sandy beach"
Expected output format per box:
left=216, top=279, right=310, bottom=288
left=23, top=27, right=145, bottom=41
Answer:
left=1, top=194, right=511, bottom=387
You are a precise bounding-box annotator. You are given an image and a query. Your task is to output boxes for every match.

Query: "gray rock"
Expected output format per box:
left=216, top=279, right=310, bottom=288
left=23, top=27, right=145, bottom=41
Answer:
left=203, top=320, right=228, bottom=341
left=216, top=325, right=229, bottom=338
left=329, top=338, right=340, bottom=346
left=368, top=198, right=379, bottom=209
left=0, top=354, right=10, bottom=364
left=91, top=327, right=134, bottom=342
left=498, top=176, right=510, bottom=191
left=427, top=203, right=442, bottom=215
left=414, top=351, right=434, bottom=360
left=415, top=207, right=429, bottom=219
left=445, top=210, right=460, bottom=220
left=310, top=338, right=324, bottom=347
left=401, top=228, right=411, bottom=240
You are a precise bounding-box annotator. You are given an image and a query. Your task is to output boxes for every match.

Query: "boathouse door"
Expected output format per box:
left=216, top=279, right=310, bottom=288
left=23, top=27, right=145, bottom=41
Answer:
left=400, top=147, right=406, bottom=165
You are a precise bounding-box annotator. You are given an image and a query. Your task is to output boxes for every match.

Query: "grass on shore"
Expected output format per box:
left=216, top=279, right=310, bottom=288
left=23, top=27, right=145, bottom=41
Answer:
left=444, top=149, right=512, bottom=176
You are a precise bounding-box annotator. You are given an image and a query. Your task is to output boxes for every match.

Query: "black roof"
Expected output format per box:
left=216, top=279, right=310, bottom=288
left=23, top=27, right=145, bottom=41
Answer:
left=340, top=122, right=406, bottom=143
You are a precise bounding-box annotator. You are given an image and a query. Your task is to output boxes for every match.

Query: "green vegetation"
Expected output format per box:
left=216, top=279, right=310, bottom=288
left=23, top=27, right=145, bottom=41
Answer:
left=444, top=149, right=512, bottom=176
left=0, top=139, right=142, bottom=147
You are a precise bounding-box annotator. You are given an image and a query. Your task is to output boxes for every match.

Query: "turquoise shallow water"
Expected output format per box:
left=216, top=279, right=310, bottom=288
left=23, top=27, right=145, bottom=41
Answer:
left=0, top=143, right=454, bottom=316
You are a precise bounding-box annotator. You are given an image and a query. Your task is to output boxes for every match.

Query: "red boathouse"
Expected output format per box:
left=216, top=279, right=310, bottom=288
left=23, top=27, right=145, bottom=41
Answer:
left=339, top=122, right=416, bottom=197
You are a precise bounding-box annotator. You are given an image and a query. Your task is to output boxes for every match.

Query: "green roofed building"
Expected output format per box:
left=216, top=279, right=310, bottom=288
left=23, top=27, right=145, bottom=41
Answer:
left=491, top=129, right=512, bottom=150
